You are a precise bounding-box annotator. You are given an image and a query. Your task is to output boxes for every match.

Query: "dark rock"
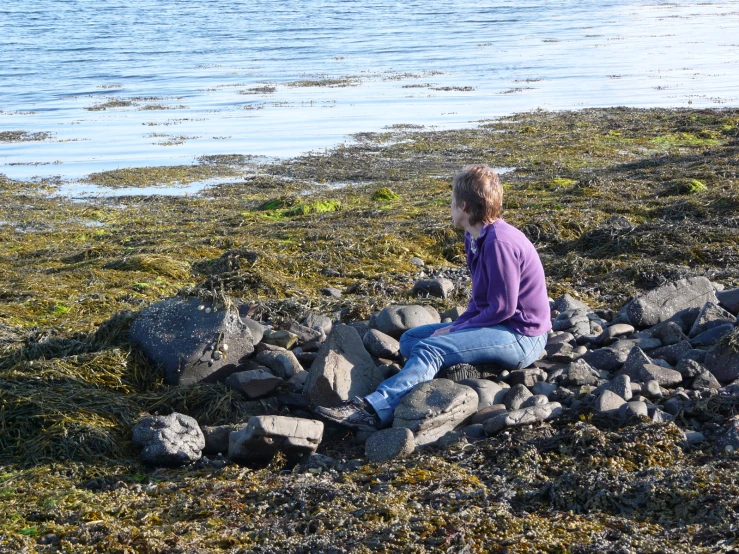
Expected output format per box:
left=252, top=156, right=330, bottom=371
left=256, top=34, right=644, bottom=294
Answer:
left=132, top=413, right=205, bottom=466
left=365, top=428, right=415, bottom=462
left=566, top=359, right=601, bottom=386
left=677, top=358, right=706, bottom=379
left=229, top=416, right=323, bottom=464
left=705, top=336, right=739, bottom=383
left=532, top=381, right=558, bottom=398
left=650, top=340, right=693, bottom=365
left=688, top=302, right=736, bottom=338
left=690, top=323, right=734, bottom=348
left=202, top=423, right=249, bottom=455
left=716, top=288, right=739, bottom=316
left=679, top=349, right=708, bottom=364
left=625, top=277, right=718, bottom=328
left=393, top=380, right=478, bottom=446
left=288, top=321, right=324, bottom=345
left=225, top=368, right=283, bottom=398
left=507, top=367, right=546, bottom=387
left=321, top=287, right=342, bottom=298
left=303, top=313, right=333, bottom=335
left=594, top=374, right=632, bottom=401
left=503, top=383, right=533, bottom=410
left=130, top=297, right=254, bottom=385
left=581, top=347, right=627, bottom=372
left=651, top=321, right=687, bottom=346
left=412, top=278, right=454, bottom=299
left=692, top=371, right=721, bottom=390
left=303, top=324, right=384, bottom=410
left=639, top=364, right=683, bottom=387
left=362, top=329, right=401, bottom=359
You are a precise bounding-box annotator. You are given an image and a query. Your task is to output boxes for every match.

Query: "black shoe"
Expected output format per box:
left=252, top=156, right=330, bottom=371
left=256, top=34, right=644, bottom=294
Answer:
left=314, top=397, right=380, bottom=431
left=440, top=363, right=481, bottom=382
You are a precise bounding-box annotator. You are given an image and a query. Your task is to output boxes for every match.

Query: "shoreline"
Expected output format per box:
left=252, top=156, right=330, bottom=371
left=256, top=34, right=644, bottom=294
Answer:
left=1, top=105, right=738, bottom=552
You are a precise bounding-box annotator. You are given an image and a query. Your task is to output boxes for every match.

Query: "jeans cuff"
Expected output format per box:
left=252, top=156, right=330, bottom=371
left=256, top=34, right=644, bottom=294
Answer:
left=364, top=392, right=394, bottom=426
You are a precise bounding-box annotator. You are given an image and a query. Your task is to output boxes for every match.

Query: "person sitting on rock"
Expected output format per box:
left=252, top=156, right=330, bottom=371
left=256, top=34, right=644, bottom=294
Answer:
left=316, top=164, right=552, bottom=431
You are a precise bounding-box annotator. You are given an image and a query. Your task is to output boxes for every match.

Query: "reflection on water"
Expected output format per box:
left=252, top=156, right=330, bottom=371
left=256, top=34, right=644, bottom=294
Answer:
left=1, top=0, right=738, bottom=182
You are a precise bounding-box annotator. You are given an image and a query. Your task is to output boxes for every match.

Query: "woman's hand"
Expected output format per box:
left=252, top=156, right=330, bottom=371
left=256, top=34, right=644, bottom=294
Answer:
left=431, top=327, right=451, bottom=337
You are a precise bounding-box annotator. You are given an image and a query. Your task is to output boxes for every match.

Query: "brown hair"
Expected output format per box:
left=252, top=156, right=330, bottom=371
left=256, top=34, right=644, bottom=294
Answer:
left=452, top=164, right=502, bottom=225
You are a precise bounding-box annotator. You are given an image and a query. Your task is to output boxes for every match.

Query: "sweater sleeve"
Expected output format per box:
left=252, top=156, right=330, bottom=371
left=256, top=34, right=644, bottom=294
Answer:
left=450, top=240, right=520, bottom=331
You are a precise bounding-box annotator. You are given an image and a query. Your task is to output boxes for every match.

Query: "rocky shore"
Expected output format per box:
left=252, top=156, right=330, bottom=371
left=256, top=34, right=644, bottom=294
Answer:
left=1, top=107, right=738, bottom=552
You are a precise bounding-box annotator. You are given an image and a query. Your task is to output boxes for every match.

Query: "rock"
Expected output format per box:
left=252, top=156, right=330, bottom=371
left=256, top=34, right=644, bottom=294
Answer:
left=716, top=417, right=739, bottom=452
left=552, top=294, right=590, bottom=312
left=440, top=306, right=467, bottom=321
left=677, top=358, right=706, bottom=379
left=550, top=387, right=575, bottom=406
left=645, top=380, right=664, bottom=398
left=303, top=313, right=333, bottom=336
left=409, top=257, right=425, bottom=267
left=692, top=371, right=721, bottom=390
left=626, top=277, right=718, bottom=328
left=458, top=379, right=507, bottom=410
left=650, top=340, right=693, bottom=365
left=471, top=404, right=508, bottom=424
left=581, top=347, right=627, bottom=372
left=705, top=336, right=739, bottom=383
left=421, top=306, right=442, bottom=323
left=321, top=287, right=342, bottom=298
left=365, top=428, right=415, bottom=462
left=373, top=305, right=438, bottom=339
left=132, top=413, right=205, bottom=466
left=545, top=342, right=577, bottom=363
left=255, top=348, right=303, bottom=379
left=303, top=324, right=384, bottom=410
left=520, top=394, right=549, bottom=408
left=547, top=332, right=577, bottom=348
left=225, top=368, right=283, bottom=399
left=680, top=349, right=708, bottom=364
left=262, top=329, right=299, bottom=349
left=242, top=316, right=266, bottom=345
left=688, top=302, right=736, bottom=338
left=412, top=278, right=454, bottom=299
left=130, top=297, right=255, bottom=385
left=392, top=380, right=478, bottom=447
left=594, top=374, right=632, bottom=401
left=651, top=321, right=687, bottom=346
left=597, top=323, right=635, bottom=346
left=684, top=431, right=705, bottom=445
left=503, top=384, right=533, bottom=410
left=691, top=323, right=735, bottom=348
left=482, top=402, right=563, bottom=435
left=288, top=370, right=310, bottom=391
left=650, top=408, right=674, bottom=423
left=532, top=381, right=558, bottom=398
left=716, top=288, right=739, bottom=315
left=202, top=423, right=249, bottom=455
left=508, top=367, right=546, bottom=387
left=461, top=424, right=487, bottom=440
left=228, top=416, right=323, bottom=464
left=288, top=322, right=325, bottom=345
left=639, top=364, right=683, bottom=388
left=566, top=359, right=601, bottom=386
left=594, top=390, right=626, bottom=415
left=619, top=401, right=648, bottom=419
left=362, top=329, right=401, bottom=359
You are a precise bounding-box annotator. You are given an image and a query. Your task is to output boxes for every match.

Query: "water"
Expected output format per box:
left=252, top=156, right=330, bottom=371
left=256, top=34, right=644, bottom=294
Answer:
left=1, top=0, right=738, bottom=183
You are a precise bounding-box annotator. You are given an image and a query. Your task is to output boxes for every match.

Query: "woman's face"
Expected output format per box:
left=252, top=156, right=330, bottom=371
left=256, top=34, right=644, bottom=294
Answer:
left=450, top=194, right=468, bottom=228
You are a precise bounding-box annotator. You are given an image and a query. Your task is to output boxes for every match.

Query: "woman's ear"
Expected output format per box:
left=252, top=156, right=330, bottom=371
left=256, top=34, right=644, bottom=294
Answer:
left=461, top=201, right=470, bottom=213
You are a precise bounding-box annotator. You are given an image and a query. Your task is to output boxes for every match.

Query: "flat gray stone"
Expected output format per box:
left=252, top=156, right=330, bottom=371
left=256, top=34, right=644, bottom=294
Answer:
left=566, top=359, right=601, bottom=386
left=130, top=297, right=254, bottom=385
left=288, top=321, right=324, bottom=345
left=482, top=402, right=563, bottom=435
left=503, top=383, right=533, bottom=410
left=458, top=379, right=507, bottom=410
left=597, top=323, right=635, bottom=346
left=594, top=374, right=632, bottom=401
left=716, top=287, right=739, bottom=315
left=225, top=368, right=283, bottom=399
left=626, top=276, right=718, bottom=328
left=255, top=348, right=303, bottom=379
left=373, top=305, right=438, bottom=339
left=132, top=412, right=205, bottom=466
left=303, top=324, right=384, bottom=410
left=393, top=380, right=478, bottom=446
left=365, top=428, right=415, bottom=462
left=688, top=302, right=736, bottom=338
left=362, top=329, right=401, bottom=359
left=639, top=364, right=683, bottom=387
left=545, top=342, right=577, bottom=363
left=412, top=278, right=454, bottom=299
left=228, top=416, right=323, bottom=464
left=594, top=390, right=626, bottom=415
left=581, top=347, right=627, bottom=372
left=508, top=368, right=546, bottom=387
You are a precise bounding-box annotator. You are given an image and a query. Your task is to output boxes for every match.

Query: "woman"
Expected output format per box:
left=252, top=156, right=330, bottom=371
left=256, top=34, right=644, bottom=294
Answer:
left=316, top=164, right=551, bottom=431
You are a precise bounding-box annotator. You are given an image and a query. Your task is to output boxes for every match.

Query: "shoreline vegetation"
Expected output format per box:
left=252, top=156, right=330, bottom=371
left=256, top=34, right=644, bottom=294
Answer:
left=1, top=107, right=738, bottom=552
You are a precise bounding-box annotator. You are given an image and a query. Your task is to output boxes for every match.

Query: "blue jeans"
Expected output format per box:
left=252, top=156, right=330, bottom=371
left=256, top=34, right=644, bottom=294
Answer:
left=364, top=323, right=547, bottom=426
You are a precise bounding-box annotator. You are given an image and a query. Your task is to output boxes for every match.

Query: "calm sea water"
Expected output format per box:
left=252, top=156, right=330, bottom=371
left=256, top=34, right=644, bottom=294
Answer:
left=1, top=0, right=738, bottom=182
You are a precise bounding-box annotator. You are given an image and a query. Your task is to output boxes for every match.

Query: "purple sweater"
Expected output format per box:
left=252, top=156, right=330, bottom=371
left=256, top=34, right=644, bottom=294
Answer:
left=449, top=219, right=551, bottom=336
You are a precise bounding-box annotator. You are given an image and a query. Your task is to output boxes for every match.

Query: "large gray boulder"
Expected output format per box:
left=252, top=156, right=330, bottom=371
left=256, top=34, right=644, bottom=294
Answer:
left=130, top=297, right=254, bottom=385
left=228, top=416, right=323, bottom=464
left=393, top=380, right=478, bottom=446
left=365, top=428, right=415, bottom=462
left=132, top=412, right=205, bottom=466
left=373, top=305, right=438, bottom=339
left=303, top=324, right=384, bottom=410
left=626, top=277, right=718, bottom=328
